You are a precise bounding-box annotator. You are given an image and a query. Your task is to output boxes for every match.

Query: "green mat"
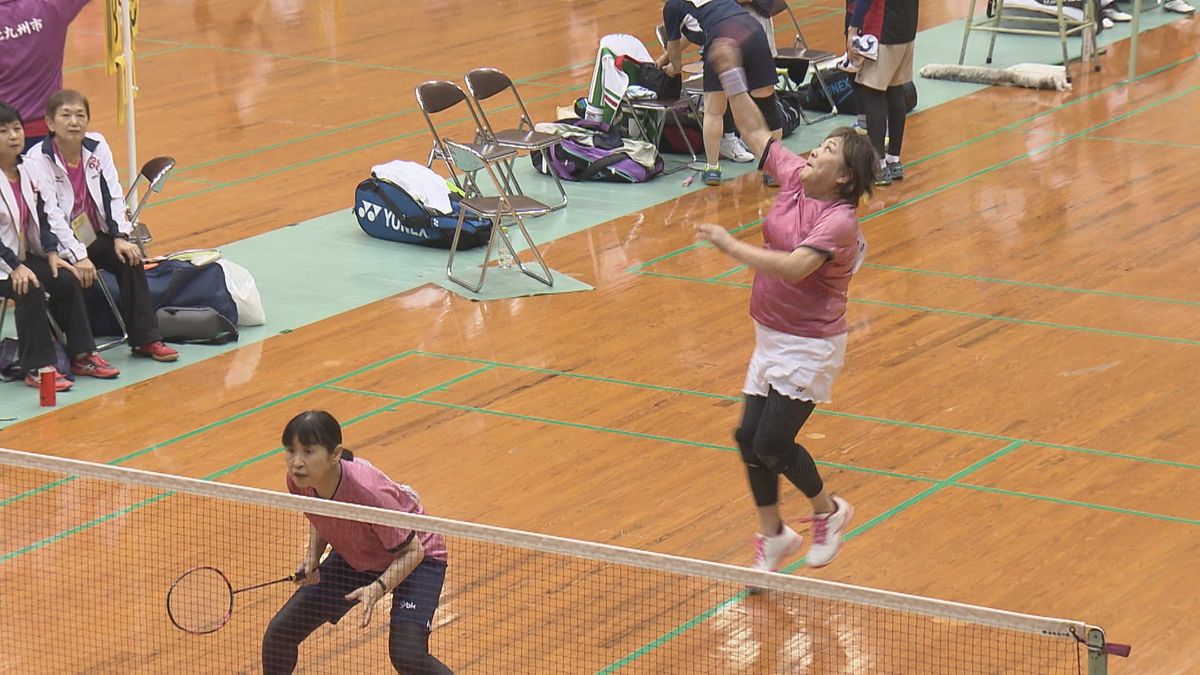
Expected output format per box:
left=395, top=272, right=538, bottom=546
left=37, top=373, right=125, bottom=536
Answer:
left=433, top=265, right=592, bottom=301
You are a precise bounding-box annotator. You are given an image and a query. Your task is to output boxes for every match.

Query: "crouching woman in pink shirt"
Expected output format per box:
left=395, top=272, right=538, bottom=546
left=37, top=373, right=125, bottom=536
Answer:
left=263, top=410, right=451, bottom=674
left=695, top=36, right=878, bottom=575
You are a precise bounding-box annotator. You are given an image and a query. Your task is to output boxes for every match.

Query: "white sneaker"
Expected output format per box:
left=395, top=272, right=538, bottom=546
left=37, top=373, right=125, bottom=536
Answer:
left=1101, top=15, right=1115, bottom=28
left=751, top=525, right=804, bottom=573
left=1103, top=7, right=1133, bottom=20
left=719, top=135, right=755, bottom=163
left=1164, top=0, right=1195, bottom=13
left=804, top=495, right=854, bottom=568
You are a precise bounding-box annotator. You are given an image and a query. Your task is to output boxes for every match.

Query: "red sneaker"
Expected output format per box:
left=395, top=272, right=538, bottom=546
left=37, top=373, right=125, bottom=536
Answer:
left=71, top=353, right=120, bottom=379
left=132, top=341, right=179, bottom=362
left=24, top=370, right=73, bottom=392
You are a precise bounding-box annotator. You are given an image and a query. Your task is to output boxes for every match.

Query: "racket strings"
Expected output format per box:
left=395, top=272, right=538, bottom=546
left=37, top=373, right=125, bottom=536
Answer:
left=167, top=567, right=234, bottom=634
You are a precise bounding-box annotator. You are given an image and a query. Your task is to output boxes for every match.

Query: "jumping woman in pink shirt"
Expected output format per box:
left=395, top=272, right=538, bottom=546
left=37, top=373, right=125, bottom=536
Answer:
left=263, top=410, right=451, bottom=674
left=695, top=33, right=878, bottom=574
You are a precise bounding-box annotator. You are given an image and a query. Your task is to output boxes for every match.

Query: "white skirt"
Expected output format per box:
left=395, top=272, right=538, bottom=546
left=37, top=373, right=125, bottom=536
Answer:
left=742, top=322, right=847, bottom=404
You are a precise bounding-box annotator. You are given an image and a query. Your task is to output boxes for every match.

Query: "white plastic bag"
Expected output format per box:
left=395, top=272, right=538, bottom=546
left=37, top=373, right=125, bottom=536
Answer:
left=215, top=259, right=266, bottom=326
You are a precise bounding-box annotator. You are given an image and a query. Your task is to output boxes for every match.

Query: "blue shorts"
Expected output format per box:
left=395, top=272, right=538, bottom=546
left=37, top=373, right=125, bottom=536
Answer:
left=296, top=551, right=447, bottom=631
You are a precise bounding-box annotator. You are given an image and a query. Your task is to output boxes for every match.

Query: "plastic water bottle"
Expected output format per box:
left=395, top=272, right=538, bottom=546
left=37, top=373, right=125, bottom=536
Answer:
left=497, top=226, right=514, bottom=269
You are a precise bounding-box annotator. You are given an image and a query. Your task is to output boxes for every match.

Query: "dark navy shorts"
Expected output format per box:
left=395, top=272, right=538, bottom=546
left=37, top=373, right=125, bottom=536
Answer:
left=702, top=13, right=779, bottom=93
left=296, top=551, right=447, bottom=631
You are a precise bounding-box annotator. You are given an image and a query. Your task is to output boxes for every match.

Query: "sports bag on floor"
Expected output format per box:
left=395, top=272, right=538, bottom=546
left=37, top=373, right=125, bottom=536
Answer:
left=354, top=178, right=492, bottom=249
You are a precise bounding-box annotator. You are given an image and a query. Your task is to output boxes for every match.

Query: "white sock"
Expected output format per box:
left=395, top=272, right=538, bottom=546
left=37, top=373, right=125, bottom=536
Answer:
left=723, top=132, right=737, bottom=141
left=886, top=154, right=900, bottom=164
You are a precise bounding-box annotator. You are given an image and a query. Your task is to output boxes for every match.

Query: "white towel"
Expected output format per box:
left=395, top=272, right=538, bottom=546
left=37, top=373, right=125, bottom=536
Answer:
left=370, top=160, right=452, bottom=215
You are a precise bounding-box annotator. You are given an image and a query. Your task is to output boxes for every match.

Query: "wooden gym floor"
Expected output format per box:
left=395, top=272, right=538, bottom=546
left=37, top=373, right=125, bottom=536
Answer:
left=0, top=0, right=1198, bottom=671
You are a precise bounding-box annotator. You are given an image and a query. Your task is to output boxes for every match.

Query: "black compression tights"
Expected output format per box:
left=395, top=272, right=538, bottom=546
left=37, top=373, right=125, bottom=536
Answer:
left=861, top=84, right=909, bottom=158
left=734, top=388, right=824, bottom=507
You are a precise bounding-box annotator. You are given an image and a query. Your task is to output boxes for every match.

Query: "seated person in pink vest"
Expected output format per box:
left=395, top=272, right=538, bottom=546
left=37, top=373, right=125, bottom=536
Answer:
left=1, top=99, right=112, bottom=388
left=23, top=89, right=178, bottom=363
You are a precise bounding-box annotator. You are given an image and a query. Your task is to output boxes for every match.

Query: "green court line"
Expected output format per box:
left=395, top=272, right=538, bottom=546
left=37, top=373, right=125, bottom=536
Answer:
left=599, top=441, right=1025, bottom=672
left=172, top=176, right=228, bottom=186
left=955, top=484, right=1200, bottom=526
left=0, top=365, right=495, bottom=565
left=845, top=82, right=1200, bottom=226
left=1081, top=134, right=1200, bottom=151
left=709, top=264, right=748, bottom=281
left=0, top=492, right=173, bottom=564
left=326, top=378, right=1200, bottom=526
left=149, top=84, right=580, bottom=208
left=0, top=350, right=418, bottom=511
left=412, top=350, right=1200, bottom=472
left=860, top=263, right=1200, bottom=307
left=637, top=269, right=1200, bottom=346
left=710, top=261, right=1200, bottom=307
left=906, top=51, right=1200, bottom=171
left=320, top=382, right=1200, bottom=534
left=144, top=7, right=839, bottom=182
left=73, top=30, right=460, bottom=77
left=64, top=45, right=190, bottom=73
left=851, top=296, right=1200, bottom=346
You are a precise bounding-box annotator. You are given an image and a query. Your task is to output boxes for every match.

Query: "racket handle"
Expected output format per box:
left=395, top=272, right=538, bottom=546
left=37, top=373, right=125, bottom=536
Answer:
left=293, top=570, right=306, bottom=582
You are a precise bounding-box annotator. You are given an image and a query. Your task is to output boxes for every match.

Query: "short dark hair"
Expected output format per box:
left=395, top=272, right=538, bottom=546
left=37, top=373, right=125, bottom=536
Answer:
left=45, top=89, right=90, bottom=119
left=827, top=127, right=878, bottom=206
left=282, top=410, right=355, bottom=460
left=0, top=101, right=21, bottom=127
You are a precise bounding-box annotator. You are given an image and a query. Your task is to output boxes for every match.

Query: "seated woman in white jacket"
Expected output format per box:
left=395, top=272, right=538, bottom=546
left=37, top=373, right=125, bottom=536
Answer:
left=23, top=90, right=178, bottom=363
left=1, top=99, right=109, bottom=389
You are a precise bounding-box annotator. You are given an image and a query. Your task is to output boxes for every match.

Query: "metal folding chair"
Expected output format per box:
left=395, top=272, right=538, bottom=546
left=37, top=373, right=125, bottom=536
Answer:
left=620, top=93, right=702, bottom=174
left=442, top=139, right=554, bottom=293
left=959, top=0, right=1097, bottom=83
left=770, top=0, right=840, bottom=124
left=75, top=155, right=177, bottom=350
left=88, top=278, right=127, bottom=351
left=124, top=156, right=176, bottom=257
left=415, top=80, right=516, bottom=198
left=464, top=68, right=568, bottom=211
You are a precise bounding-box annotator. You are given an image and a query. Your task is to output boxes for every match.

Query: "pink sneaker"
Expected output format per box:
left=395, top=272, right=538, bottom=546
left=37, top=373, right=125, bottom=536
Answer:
left=804, top=495, right=854, bottom=568
left=752, top=525, right=804, bottom=573
left=71, top=353, right=120, bottom=379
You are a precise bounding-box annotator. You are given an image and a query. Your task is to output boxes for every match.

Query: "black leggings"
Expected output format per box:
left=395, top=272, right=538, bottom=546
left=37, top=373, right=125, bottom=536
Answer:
left=861, top=84, right=909, bottom=158
left=262, top=595, right=450, bottom=674
left=734, top=387, right=824, bottom=507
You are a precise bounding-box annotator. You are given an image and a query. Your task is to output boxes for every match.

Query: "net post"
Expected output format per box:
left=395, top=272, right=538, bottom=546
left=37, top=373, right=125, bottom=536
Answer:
left=1086, top=626, right=1107, bottom=675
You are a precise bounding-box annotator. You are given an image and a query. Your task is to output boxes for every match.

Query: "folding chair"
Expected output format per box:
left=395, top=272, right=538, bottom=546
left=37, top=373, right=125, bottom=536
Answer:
left=959, top=0, right=1097, bottom=83
left=770, top=0, right=840, bottom=124
left=124, top=156, right=176, bottom=257
left=89, top=278, right=127, bottom=351
left=464, top=68, right=568, bottom=211
left=619, top=87, right=702, bottom=174
left=442, top=139, right=554, bottom=293
left=415, top=80, right=516, bottom=198
left=74, top=155, right=177, bottom=350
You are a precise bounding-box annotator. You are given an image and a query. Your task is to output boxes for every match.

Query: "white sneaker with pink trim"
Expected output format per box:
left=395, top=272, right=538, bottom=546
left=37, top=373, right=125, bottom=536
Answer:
left=805, top=495, right=854, bottom=568
left=751, top=525, right=804, bottom=573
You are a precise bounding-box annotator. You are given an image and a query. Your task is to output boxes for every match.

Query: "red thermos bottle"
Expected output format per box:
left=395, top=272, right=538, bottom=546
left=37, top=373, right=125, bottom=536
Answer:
left=39, top=369, right=56, bottom=407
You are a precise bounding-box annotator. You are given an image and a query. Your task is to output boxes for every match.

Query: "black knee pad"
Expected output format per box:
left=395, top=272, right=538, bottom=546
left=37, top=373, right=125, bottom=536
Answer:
left=752, top=433, right=797, bottom=474
left=734, top=426, right=762, bottom=466
left=754, top=92, right=782, bottom=131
